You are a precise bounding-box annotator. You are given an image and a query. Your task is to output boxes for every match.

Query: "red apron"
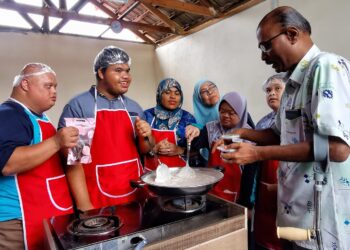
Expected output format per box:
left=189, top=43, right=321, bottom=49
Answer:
left=254, top=160, right=282, bottom=250
left=144, top=129, right=186, bottom=171
left=83, top=109, right=144, bottom=208
left=208, top=148, right=242, bottom=202
left=16, top=119, right=73, bottom=250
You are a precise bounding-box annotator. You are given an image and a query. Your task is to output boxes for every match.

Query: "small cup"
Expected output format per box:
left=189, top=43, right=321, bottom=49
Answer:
left=221, top=134, right=241, bottom=145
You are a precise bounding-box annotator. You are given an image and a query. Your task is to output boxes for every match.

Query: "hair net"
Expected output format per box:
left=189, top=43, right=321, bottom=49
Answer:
left=93, top=46, right=131, bottom=73
left=262, top=73, right=286, bottom=92
left=13, top=63, right=56, bottom=87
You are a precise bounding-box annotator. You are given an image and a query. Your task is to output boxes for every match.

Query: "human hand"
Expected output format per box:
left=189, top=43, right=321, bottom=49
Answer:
left=260, top=181, right=277, bottom=192
left=135, top=117, right=152, bottom=138
left=185, top=125, right=200, bottom=142
left=155, top=139, right=182, bottom=156
left=220, top=142, right=260, bottom=165
left=55, top=127, right=79, bottom=149
left=211, top=138, right=224, bottom=153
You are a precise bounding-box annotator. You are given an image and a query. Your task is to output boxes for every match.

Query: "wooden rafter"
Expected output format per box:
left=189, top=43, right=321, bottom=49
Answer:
left=117, top=1, right=140, bottom=20
left=140, top=0, right=216, bottom=17
left=44, top=0, right=58, bottom=9
left=157, top=0, right=263, bottom=45
left=0, top=1, right=173, bottom=34
left=141, top=2, right=184, bottom=34
left=51, top=0, right=87, bottom=33
left=42, top=14, right=49, bottom=33
left=89, top=0, right=117, bottom=16
left=0, top=0, right=264, bottom=46
left=18, top=11, right=42, bottom=32
left=59, top=0, right=67, bottom=10
left=89, top=0, right=156, bottom=44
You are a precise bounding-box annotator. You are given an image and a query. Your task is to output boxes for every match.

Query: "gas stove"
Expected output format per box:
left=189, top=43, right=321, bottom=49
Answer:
left=44, top=194, right=246, bottom=250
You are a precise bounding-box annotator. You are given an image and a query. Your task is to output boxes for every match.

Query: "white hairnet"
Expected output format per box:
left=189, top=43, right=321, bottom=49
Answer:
left=13, top=63, right=55, bottom=87
left=93, top=46, right=131, bottom=73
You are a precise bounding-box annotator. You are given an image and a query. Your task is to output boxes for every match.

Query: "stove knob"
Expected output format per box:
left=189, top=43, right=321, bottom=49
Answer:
left=130, top=235, right=147, bottom=250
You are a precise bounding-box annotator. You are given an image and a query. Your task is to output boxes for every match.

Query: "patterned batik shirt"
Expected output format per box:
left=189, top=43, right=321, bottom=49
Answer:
left=256, top=111, right=276, bottom=130
left=272, top=45, right=350, bottom=250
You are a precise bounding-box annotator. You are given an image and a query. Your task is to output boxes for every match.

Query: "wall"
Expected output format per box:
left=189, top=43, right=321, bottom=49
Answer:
left=1, top=0, right=350, bottom=124
left=0, top=32, right=157, bottom=125
left=155, top=0, right=350, bottom=122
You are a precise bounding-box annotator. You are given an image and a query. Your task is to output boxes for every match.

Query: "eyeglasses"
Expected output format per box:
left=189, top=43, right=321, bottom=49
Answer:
left=258, top=31, right=286, bottom=53
left=219, top=109, right=237, bottom=117
left=200, top=85, right=217, bottom=97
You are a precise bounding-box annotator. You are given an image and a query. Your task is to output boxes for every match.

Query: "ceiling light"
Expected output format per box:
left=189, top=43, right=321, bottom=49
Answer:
left=110, top=20, right=123, bottom=33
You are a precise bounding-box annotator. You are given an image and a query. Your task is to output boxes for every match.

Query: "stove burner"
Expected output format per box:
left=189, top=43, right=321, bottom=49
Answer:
left=67, top=215, right=122, bottom=236
left=161, top=196, right=206, bottom=213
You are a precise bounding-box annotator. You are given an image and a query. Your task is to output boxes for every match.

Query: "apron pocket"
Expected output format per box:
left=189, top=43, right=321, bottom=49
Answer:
left=96, top=158, right=141, bottom=198
left=46, top=175, right=73, bottom=211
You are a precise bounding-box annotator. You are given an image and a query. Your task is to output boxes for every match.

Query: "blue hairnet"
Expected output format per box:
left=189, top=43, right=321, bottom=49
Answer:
left=93, top=46, right=131, bottom=73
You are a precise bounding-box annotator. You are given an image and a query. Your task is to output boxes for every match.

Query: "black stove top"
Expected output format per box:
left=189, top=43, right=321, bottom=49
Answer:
left=44, top=195, right=241, bottom=250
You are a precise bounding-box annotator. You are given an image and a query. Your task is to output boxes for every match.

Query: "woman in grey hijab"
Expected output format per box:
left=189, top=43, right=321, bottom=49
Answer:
left=191, top=91, right=257, bottom=208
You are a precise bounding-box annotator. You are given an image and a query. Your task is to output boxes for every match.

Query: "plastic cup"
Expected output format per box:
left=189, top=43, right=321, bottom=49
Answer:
left=221, top=134, right=241, bottom=145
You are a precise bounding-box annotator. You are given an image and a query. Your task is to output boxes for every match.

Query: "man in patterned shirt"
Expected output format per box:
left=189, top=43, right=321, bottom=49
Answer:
left=218, top=6, right=350, bottom=250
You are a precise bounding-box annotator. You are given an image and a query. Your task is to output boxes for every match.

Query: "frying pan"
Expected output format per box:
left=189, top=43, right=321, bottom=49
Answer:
left=130, top=167, right=223, bottom=196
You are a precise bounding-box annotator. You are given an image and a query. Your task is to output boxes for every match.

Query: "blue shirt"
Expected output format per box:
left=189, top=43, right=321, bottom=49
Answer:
left=0, top=100, right=34, bottom=221
left=144, top=107, right=196, bottom=147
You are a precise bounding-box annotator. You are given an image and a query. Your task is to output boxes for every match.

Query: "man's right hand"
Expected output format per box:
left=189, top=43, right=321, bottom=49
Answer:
left=55, top=126, right=79, bottom=149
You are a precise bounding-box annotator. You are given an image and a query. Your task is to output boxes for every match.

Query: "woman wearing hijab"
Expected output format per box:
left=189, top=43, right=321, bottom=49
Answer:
left=192, top=80, right=256, bottom=129
left=144, top=78, right=196, bottom=171
left=191, top=92, right=258, bottom=207
left=192, top=80, right=221, bottom=128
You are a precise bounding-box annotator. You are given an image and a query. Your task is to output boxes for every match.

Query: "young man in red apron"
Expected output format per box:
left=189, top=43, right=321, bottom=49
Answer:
left=58, top=46, right=154, bottom=212
left=0, top=63, right=79, bottom=250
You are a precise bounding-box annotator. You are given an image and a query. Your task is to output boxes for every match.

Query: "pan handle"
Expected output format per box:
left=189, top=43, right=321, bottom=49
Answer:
left=130, top=179, right=147, bottom=188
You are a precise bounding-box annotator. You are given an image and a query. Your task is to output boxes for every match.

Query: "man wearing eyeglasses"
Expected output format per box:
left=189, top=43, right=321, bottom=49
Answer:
left=217, top=6, right=350, bottom=250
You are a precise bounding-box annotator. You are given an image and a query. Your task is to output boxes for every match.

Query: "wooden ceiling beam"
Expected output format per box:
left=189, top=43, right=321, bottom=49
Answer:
left=0, top=1, right=173, bottom=34
left=51, top=0, right=87, bottom=32
left=89, top=0, right=117, bottom=16
left=120, top=20, right=172, bottom=33
left=42, top=14, right=50, bottom=33
left=59, top=0, right=67, bottom=10
left=127, top=29, right=156, bottom=44
left=131, top=9, right=149, bottom=23
left=140, top=0, right=215, bottom=17
left=157, top=0, right=263, bottom=46
left=117, top=1, right=140, bottom=20
left=44, top=0, right=58, bottom=9
left=141, top=2, right=183, bottom=34
left=90, top=0, right=155, bottom=45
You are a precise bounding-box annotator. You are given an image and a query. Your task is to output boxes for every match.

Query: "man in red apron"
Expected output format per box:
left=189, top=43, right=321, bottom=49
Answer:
left=58, top=46, right=154, bottom=212
left=0, top=63, right=79, bottom=250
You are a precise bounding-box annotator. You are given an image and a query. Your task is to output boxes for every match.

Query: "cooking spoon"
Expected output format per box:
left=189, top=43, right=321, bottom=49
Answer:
left=177, top=140, right=196, bottom=178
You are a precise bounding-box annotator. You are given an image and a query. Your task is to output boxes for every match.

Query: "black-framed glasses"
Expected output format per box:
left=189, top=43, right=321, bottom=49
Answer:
left=258, top=31, right=286, bottom=53
left=200, top=84, right=217, bottom=97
